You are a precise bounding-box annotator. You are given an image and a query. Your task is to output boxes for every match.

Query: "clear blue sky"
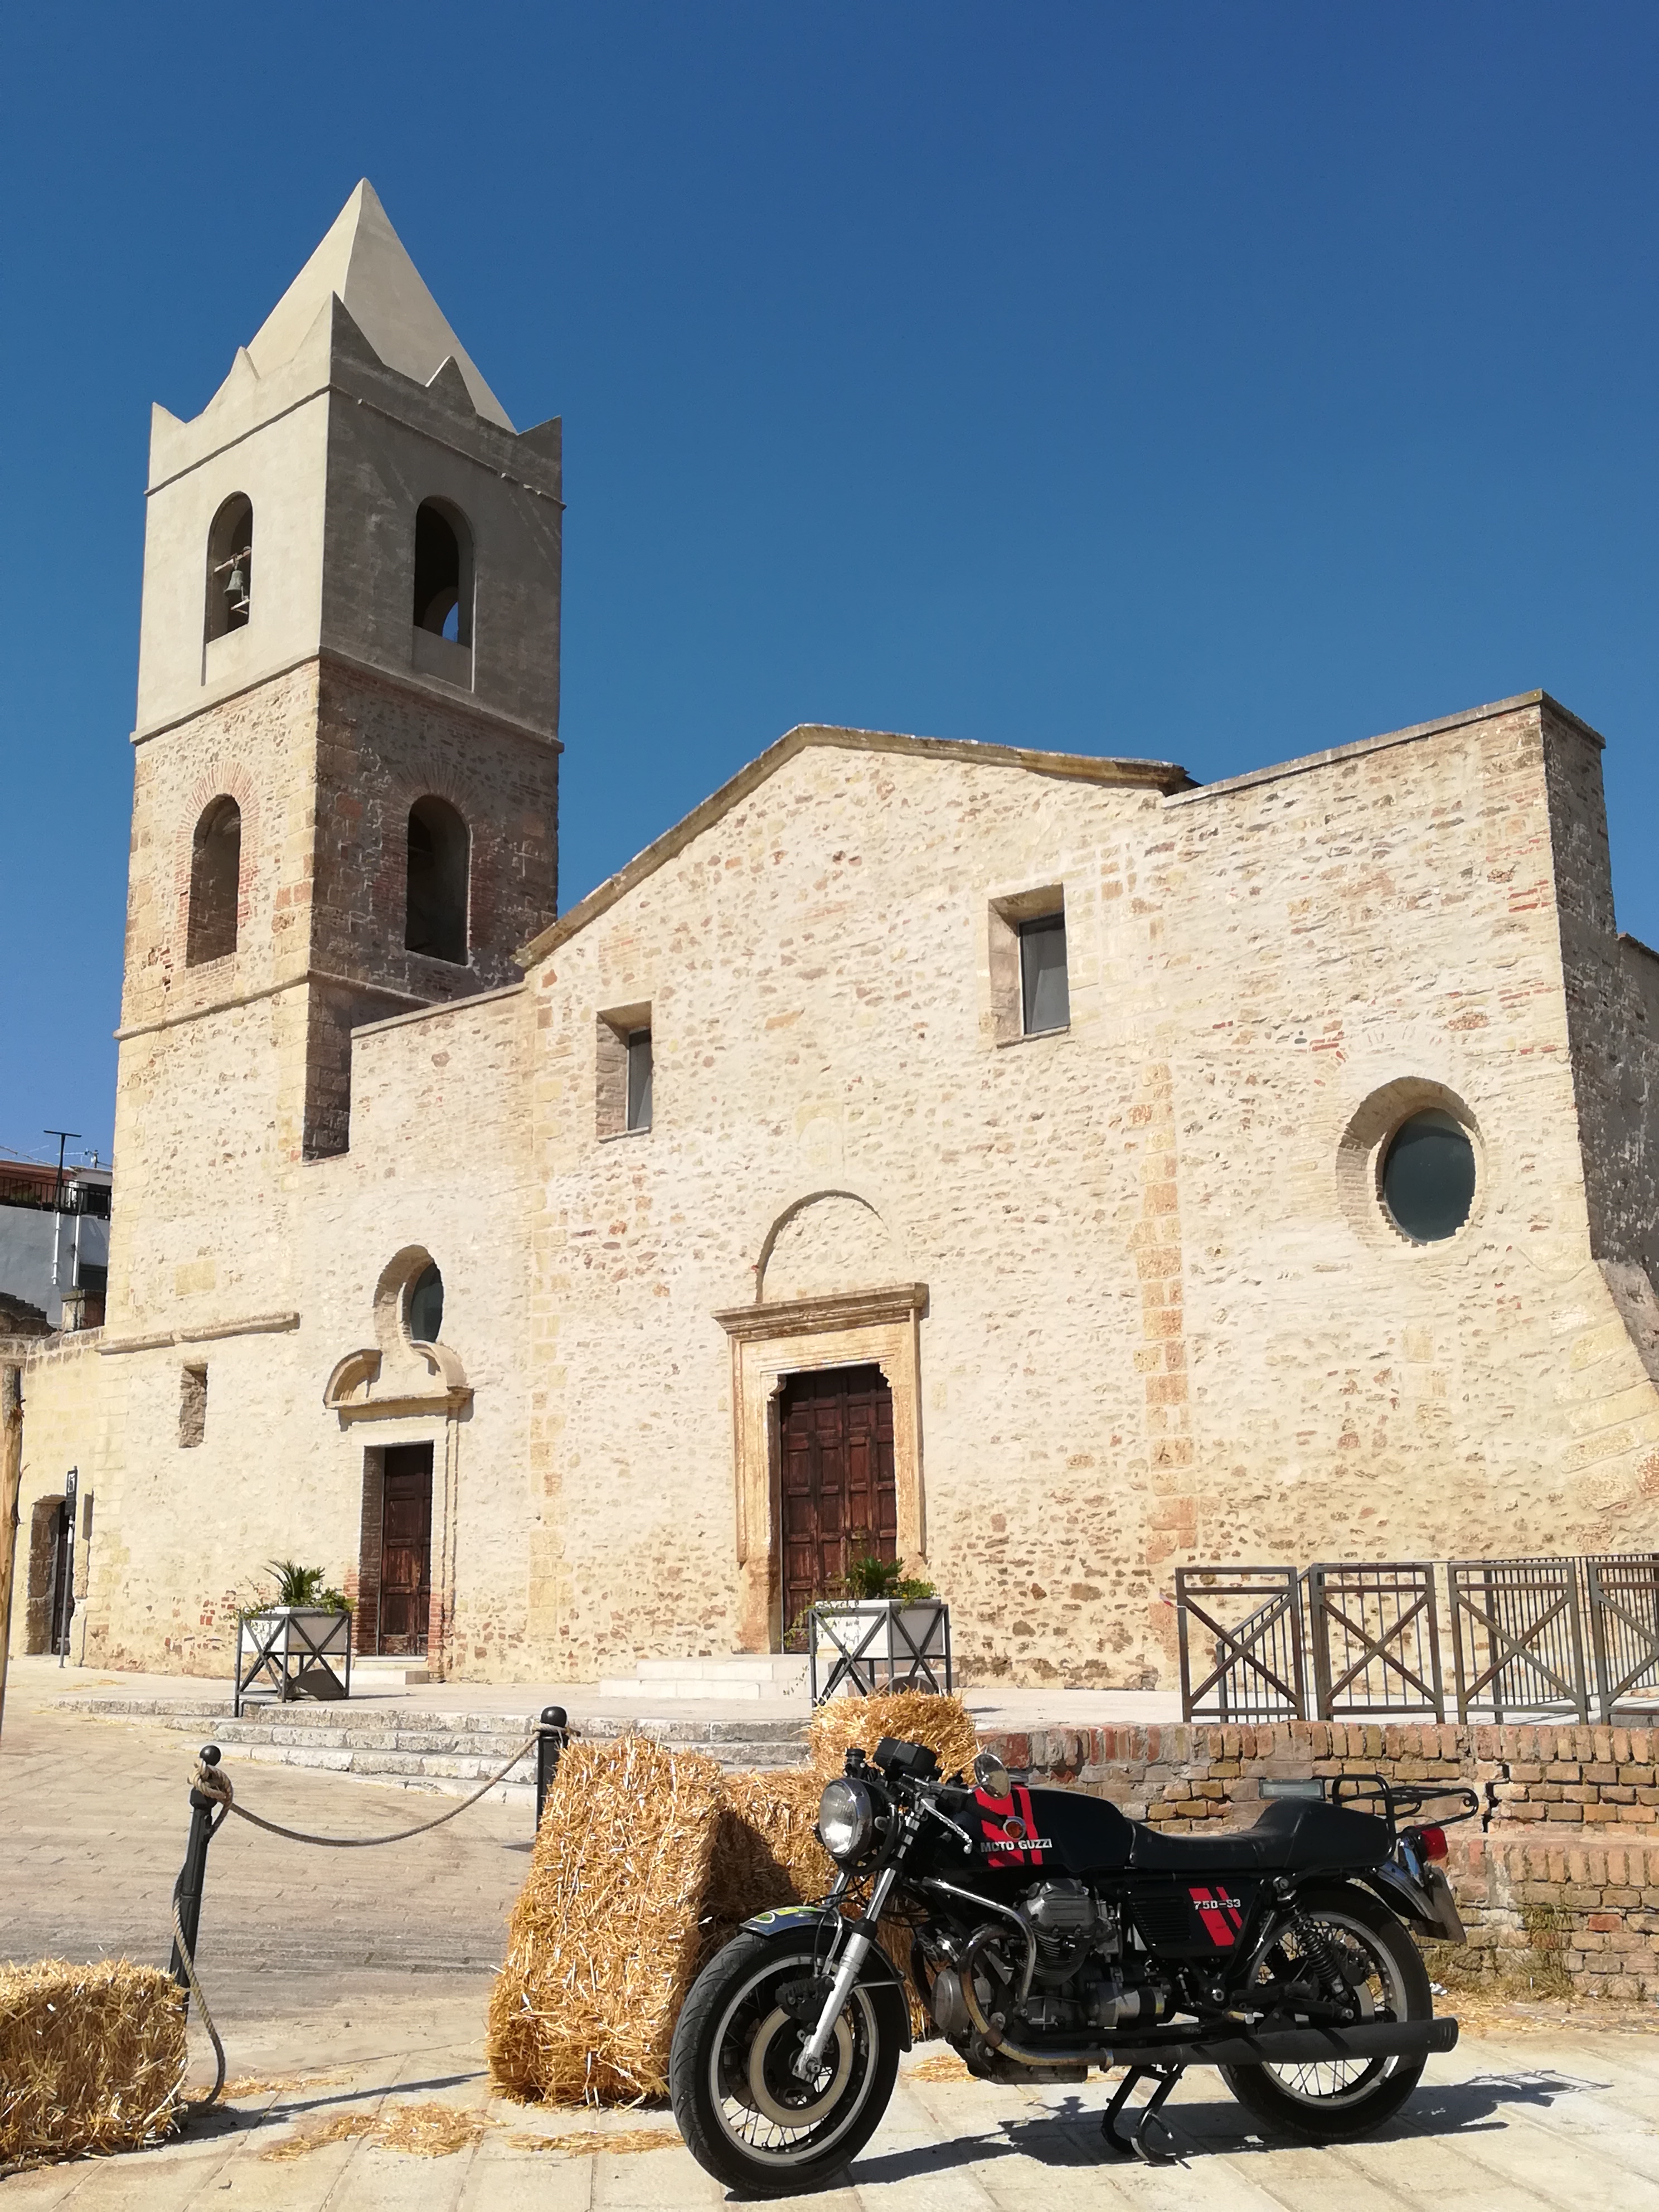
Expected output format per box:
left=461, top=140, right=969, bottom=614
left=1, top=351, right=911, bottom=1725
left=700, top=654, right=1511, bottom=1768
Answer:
left=2, top=3, right=1656, bottom=1166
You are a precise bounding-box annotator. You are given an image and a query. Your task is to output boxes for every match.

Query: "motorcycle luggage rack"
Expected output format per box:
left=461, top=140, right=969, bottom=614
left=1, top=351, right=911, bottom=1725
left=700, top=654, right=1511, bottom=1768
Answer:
left=1326, top=1773, right=1480, bottom=1836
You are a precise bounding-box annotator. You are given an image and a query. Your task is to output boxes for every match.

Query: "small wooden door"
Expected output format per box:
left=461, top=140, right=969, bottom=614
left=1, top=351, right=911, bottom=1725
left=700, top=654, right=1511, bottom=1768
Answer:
left=380, top=1443, right=433, bottom=1654
left=778, top=1365, right=896, bottom=1641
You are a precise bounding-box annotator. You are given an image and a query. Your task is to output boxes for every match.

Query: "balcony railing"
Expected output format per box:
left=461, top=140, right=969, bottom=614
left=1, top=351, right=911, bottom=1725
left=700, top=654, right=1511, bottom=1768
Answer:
left=0, top=1174, right=111, bottom=1217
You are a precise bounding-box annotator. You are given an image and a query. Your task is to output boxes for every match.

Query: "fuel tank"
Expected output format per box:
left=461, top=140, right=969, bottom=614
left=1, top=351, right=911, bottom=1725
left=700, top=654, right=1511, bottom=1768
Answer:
left=930, top=1780, right=1136, bottom=1882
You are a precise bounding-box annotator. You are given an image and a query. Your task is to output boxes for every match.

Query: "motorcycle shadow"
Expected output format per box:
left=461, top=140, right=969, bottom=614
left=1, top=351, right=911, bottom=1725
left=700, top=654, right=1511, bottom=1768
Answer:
left=848, top=2067, right=1609, bottom=2182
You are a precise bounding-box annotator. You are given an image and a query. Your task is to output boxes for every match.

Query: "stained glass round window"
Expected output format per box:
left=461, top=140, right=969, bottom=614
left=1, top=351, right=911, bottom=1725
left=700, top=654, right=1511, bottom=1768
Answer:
left=407, top=1262, right=444, bottom=1343
left=1380, top=1110, right=1476, bottom=1243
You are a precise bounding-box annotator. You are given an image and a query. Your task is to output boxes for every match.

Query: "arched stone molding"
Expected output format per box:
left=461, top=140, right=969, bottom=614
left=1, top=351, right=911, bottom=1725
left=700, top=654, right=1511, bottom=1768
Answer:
left=714, top=1282, right=929, bottom=1652
left=756, top=1191, right=905, bottom=1304
left=1336, top=1075, right=1487, bottom=1253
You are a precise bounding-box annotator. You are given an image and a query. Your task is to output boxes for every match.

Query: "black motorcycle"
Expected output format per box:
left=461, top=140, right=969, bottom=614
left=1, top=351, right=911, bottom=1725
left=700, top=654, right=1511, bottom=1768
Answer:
left=670, top=1734, right=1473, bottom=2194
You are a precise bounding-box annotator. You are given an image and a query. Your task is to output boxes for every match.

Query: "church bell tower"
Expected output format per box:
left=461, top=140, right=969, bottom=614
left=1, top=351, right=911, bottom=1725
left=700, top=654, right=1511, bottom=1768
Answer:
left=111, top=183, right=561, bottom=1338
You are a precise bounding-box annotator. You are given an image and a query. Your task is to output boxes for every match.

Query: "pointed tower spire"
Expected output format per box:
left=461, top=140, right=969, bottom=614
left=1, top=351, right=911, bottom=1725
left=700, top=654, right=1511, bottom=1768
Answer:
left=245, top=181, right=513, bottom=429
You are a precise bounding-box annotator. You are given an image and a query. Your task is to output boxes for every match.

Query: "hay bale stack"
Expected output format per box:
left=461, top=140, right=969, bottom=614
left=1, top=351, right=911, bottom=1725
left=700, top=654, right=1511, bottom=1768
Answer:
left=491, top=1708, right=983, bottom=2104
left=487, top=1735, right=725, bottom=2106
left=0, top=1960, right=186, bottom=2171
left=807, top=1690, right=978, bottom=1781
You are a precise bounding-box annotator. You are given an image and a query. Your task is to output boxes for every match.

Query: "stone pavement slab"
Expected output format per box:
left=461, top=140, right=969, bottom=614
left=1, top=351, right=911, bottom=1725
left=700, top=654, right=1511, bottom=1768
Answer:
left=7, top=2016, right=1659, bottom=2210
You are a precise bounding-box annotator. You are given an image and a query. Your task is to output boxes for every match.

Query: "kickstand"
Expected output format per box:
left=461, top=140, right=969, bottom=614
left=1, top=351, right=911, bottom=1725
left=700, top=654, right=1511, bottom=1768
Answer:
left=1100, top=2064, right=1184, bottom=2162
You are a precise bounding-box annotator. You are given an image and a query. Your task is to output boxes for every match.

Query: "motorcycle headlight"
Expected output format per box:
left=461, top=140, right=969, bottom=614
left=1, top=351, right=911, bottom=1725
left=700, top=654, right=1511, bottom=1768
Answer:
left=817, top=1778, right=876, bottom=1864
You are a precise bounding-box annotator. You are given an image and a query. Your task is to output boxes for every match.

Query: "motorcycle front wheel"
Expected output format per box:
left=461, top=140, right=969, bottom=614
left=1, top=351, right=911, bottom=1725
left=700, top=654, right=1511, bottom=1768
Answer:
left=1220, top=1883, right=1434, bottom=2143
left=670, top=1929, right=905, bottom=2196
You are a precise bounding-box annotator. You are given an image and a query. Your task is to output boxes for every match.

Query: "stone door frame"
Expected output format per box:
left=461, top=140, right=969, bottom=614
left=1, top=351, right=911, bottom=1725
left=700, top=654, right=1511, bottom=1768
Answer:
left=714, top=1283, right=927, bottom=1651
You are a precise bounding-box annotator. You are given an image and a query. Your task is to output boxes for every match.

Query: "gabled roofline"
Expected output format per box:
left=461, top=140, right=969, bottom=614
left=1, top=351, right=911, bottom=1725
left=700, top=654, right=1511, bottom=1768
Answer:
left=518, top=723, right=1191, bottom=967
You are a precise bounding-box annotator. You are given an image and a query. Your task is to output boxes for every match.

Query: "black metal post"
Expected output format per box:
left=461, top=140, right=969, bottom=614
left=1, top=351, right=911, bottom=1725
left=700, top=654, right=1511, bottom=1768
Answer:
left=168, top=1744, right=223, bottom=2010
left=534, top=1706, right=567, bottom=1834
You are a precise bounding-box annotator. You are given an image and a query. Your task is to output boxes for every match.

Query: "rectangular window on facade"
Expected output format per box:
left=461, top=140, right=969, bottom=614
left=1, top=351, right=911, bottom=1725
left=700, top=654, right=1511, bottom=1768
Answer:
left=179, top=1364, right=208, bottom=1449
left=988, top=887, right=1069, bottom=1044
left=1018, top=913, right=1069, bottom=1035
left=596, top=1002, right=653, bottom=1137
left=626, top=1027, right=653, bottom=1131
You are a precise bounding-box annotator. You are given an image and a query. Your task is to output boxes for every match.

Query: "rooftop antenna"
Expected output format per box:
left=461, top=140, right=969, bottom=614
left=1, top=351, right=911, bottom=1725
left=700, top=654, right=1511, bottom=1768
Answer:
left=42, top=1130, right=80, bottom=1213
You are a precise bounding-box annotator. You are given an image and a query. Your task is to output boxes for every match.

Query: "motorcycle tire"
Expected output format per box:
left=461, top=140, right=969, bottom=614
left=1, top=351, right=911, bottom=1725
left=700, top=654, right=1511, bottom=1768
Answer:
left=1220, top=1882, right=1435, bottom=2143
left=670, top=1928, right=905, bottom=2197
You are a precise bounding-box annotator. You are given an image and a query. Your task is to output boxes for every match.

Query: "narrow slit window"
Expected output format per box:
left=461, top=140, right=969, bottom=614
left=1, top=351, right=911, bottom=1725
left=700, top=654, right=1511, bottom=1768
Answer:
left=179, top=1365, right=207, bottom=1448
left=1018, top=913, right=1069, bottom=1035
left=626, top=1029, right=653, bottom=1132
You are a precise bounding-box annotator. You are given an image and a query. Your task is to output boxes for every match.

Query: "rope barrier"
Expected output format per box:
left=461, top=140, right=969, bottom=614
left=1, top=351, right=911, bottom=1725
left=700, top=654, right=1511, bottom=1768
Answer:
left=170, top=1724, right=559, bottom=2118
left=188, top=1732, right=541, bottom=1847
left=171, top=1894, right=226, bottom=2114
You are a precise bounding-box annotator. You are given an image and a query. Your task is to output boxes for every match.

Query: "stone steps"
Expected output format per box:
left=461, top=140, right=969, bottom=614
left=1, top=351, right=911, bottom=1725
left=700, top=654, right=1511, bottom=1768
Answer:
left=74, top=1696, right=810, bottom=1799
left=598, top=1653, right=810, bottom=1701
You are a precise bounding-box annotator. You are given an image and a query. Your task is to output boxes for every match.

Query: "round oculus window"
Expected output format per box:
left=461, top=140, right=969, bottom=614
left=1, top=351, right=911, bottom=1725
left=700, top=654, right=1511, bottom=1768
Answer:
left=407, top=1262, right=444, bottom=1343
left=1379, top=1109, right=1476, bottom=1243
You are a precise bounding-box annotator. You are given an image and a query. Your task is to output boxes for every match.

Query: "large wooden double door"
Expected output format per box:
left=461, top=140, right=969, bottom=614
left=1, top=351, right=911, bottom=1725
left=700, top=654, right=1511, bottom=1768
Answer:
left=778, top=1364, right=896, bottom=1639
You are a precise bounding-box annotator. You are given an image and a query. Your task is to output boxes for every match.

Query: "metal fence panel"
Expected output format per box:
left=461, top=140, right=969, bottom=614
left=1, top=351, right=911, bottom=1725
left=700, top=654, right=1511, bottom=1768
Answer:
left=1307, top=1561, right=1444, bottom=1721
left=1447, top=1557, right=1588, bottom=1723
left=1176, top=1566, right=1305, bottom=1723
left=1584, top=1553, right=1659, bottom=1723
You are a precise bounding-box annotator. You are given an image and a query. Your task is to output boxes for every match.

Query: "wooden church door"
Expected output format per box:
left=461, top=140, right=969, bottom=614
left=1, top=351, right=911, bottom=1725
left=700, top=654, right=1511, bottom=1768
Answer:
left=778, top=1364, right=896, bottom=1642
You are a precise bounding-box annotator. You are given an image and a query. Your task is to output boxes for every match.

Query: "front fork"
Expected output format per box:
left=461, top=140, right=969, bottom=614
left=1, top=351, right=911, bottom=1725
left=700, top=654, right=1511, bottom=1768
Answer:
left=793, top=1864, right=901, bottom=2078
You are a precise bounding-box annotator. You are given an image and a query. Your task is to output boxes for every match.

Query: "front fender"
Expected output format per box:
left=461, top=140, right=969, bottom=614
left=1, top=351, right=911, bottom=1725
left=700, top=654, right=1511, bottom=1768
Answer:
left=740, top=1905, right=915, bottom=2049
left=1361, top=1861, right=1466, bottom=1943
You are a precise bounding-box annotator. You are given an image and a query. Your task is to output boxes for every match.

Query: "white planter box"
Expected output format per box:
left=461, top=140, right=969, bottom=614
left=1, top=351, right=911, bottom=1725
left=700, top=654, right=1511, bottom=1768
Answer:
left=808, top=1599, right=952, bottom=1703
left=235, top=1605, right=353, bottom=1715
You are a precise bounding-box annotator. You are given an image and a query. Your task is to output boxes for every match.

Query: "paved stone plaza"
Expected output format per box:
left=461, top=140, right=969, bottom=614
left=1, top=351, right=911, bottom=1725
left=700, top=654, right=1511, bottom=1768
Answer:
left=5, top=1675, right=1659, bottom=2208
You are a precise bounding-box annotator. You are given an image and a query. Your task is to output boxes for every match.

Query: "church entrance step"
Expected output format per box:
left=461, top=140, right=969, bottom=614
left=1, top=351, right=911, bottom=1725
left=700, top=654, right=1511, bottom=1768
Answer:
left=598, top=1654, right=808, bottom=1700
left=67, top=1696, right=810, bottom=1794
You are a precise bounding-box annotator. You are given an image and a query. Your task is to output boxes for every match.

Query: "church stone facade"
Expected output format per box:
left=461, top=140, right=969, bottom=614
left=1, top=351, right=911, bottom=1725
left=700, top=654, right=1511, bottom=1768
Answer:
left=9, top=187, right=1659, bottom=1688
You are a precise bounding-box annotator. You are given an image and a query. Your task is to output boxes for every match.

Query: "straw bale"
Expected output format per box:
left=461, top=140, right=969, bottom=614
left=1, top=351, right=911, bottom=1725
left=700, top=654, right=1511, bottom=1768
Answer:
left=487, top=1734, right=726, bottom=2106
left=0, top=1959, right=186, bottom=2172
left=807, top=1691, right=978, bottom=1782
left=489, top=1733, right=955, bottom=2109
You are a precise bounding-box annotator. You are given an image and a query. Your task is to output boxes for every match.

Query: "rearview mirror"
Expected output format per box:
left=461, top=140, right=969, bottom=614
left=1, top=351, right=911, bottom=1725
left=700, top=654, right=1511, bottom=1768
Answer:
left=973, top=1749, right=1012, bottom=1800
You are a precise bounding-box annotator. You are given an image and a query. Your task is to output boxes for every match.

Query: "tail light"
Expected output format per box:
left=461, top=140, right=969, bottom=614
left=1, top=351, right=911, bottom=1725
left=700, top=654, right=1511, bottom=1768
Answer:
left=1418, top=1825, right=1448, bottom=1862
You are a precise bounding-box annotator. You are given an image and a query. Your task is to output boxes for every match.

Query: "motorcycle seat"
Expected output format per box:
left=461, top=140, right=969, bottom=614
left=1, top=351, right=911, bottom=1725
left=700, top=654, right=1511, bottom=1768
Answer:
left=1127, top=1796, right=1391, bottom=1873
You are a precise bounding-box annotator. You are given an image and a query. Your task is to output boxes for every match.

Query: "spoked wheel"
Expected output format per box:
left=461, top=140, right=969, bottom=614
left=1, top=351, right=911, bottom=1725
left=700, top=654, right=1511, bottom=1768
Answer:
left=1221, top=1884, right=1434, bottom=2142
left=670, top=1930, right=904, bottom=2196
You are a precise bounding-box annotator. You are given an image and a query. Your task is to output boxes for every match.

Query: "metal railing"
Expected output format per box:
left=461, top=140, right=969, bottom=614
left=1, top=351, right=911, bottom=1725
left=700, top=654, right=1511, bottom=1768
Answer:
left=1447, top=1557, right=1588, bottom=1724
left=1584, top=1553, right=1659, bottom=1723
left=1174, top=1566, right=1306, bottom=1722
left=1176, top=1551, right=1659, bottom=1725
left=1308, top=1560, right=1445, bottom=1722
left=0, top=1172, right=110, bottom=1217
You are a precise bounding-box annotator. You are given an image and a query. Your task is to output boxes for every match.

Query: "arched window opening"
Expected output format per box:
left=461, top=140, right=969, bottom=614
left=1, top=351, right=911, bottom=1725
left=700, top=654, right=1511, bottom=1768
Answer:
left=412, top=500, right=473, bottom=646
left=186, top=796, right=241, bottom=966
left=407, top=1262, right=444, bottom=1343
left=1380, top=1109, right=1477, bottom=1243
left=205, top=494, right=253, bottom=642
left=405, top=796, right=469, bottom=965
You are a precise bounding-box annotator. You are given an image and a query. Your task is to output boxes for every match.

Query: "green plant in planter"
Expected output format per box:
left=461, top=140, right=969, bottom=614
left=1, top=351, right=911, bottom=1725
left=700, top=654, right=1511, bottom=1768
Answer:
left=842, top=1553, right=938, bottom=1605
left=237, top=1561, right=353, bottom=1621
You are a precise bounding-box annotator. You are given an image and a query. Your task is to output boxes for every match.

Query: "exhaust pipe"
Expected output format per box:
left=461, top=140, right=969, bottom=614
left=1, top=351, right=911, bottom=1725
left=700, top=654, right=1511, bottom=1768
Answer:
left=1104, top=2015, right=1459, bottom=2070
left=966, top=1977, right=1458, bottom=2074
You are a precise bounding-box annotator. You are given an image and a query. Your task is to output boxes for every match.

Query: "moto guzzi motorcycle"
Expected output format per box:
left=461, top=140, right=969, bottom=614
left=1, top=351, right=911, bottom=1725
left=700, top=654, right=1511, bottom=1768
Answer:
left=669, top=1734, right=1474, bottom=2195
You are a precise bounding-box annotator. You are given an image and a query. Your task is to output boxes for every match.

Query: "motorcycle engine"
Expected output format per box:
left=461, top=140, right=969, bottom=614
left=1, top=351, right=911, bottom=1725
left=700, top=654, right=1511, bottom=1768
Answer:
left=1015, top=1879, right=1158, bottom=2034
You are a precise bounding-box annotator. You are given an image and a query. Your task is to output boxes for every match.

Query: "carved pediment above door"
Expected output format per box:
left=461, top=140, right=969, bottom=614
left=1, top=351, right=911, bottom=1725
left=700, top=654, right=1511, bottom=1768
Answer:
left=323, top=1336, right=472, bottom=1423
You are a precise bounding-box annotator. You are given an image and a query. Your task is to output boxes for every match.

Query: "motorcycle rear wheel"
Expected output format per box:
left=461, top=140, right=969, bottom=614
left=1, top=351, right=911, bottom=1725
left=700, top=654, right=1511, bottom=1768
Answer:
left=670, top=1930, right=905, bottom=2196
left=1220, top=1884, right=1433, bottom=2143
